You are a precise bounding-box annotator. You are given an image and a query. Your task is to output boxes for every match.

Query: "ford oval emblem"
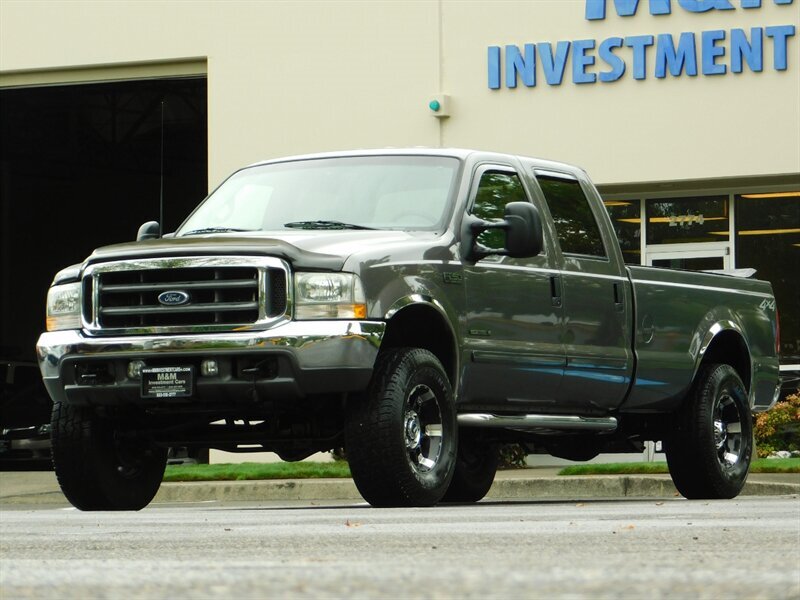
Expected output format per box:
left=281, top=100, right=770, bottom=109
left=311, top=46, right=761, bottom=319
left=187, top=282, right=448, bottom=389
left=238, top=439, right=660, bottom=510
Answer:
left=158, top=290, right=191, bottom=306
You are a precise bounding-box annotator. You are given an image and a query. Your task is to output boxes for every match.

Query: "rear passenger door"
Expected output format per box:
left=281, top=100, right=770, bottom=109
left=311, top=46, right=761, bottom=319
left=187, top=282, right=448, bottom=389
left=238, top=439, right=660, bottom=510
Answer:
left=460, top=164, right=565, bottom=411
left=532, top=169, right=634, bottom=412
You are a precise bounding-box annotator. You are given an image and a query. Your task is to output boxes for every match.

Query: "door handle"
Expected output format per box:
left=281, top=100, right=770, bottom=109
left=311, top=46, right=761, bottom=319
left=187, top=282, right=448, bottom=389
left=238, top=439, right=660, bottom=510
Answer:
left=613, top=282, right=624, bottom=312
left=550, top=275, right=562, bottom=307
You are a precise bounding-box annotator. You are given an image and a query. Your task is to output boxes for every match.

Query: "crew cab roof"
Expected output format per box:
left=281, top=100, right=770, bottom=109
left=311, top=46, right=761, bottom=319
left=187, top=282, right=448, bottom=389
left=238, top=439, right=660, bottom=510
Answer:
left=246, top=148, right=587, bottom=178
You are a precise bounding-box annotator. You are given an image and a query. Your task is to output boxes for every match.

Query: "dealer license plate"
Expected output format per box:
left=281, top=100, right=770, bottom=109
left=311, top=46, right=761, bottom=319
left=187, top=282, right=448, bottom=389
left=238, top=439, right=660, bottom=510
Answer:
left=141, top=366, right=194, bottom=399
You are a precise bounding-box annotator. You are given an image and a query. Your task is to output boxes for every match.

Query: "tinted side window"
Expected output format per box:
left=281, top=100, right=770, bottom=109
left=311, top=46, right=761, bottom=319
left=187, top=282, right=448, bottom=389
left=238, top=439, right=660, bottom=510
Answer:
left=537, top=174, right=606, bottom=257
left=471, top=171, right=527, bottom=249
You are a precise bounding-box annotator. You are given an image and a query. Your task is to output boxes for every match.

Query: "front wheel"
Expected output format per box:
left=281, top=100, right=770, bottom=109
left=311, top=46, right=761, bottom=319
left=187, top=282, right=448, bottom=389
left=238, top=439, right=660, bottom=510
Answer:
left=51, top=401, right=167, bottom=510
left=665, top=363, right=753, bottom=499
left=345, top=348, right=457, bottom=507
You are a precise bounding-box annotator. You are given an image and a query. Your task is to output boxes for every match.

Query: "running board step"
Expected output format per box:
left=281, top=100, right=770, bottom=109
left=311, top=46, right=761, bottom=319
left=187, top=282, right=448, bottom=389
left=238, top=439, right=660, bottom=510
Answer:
left=457, top=413, right=618, bottom=432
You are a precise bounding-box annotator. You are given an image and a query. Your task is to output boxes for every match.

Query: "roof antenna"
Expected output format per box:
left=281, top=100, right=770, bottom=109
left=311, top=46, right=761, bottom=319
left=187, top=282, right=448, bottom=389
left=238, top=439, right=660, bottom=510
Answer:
left=159, top=100, right=165, bottom=238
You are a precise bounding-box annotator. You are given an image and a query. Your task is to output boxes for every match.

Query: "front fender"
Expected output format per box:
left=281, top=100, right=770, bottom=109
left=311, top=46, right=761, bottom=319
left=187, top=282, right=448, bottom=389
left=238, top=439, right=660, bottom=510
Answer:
left=357, top=260, right=464, bottom=386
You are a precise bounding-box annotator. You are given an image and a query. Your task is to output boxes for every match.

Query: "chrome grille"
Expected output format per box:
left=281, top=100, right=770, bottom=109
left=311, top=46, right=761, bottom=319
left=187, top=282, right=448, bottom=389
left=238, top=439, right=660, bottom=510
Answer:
left=83, top=256, right=290, bottom=335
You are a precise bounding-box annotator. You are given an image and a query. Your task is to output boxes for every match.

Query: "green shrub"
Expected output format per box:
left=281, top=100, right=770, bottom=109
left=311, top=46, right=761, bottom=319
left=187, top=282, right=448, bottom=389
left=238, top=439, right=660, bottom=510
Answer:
left=498, top=443, right=528, bottom=469
left=754, top=390, right=800, bottom=458
left=330, top=447, right=348, bottom=462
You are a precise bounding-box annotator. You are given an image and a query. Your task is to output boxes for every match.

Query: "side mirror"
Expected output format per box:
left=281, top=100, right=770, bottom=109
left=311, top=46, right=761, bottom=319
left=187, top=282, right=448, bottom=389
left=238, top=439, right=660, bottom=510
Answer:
left=137, top=221, right=160, bottom=241
left=503, top=201, right=543, bottom=258
left=461, top=201, right=543, bottom=263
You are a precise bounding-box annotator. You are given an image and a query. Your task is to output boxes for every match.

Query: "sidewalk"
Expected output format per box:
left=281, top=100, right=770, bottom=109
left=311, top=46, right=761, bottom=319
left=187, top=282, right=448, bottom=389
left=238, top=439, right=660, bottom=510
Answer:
left=1, top=468, right=798, bottom=506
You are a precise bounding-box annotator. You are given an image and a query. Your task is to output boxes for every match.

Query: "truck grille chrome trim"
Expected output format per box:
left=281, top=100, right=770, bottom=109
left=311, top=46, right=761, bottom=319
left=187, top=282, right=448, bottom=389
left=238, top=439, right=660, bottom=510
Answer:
left=457, top=413, right=618, bottom=432
left=81, top=256, right=291, bottom=335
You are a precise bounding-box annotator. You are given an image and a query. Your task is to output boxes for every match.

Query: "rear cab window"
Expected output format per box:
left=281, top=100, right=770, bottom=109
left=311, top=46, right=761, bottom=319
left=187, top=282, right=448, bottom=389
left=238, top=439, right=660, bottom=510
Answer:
left=534, top=170, right=607, bottom=259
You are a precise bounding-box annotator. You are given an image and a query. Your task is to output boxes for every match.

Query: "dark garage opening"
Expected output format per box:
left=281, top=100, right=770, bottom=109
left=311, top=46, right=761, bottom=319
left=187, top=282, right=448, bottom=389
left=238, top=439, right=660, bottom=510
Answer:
left=0, top=76, right=207, bottom=434
left=1, top=76, right=208, bottom=362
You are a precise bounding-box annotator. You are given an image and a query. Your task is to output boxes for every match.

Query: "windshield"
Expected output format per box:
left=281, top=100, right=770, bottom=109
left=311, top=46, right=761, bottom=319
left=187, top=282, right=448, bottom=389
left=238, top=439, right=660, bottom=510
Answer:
left=177, top=155, right=460, bottom=235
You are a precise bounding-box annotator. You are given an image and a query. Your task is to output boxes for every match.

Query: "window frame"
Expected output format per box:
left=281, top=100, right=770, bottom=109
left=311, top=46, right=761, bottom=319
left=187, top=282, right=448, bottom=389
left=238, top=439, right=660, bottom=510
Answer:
left=531, top=169, right=610, bottom=262
left=465, top=163, right=548, bottom=257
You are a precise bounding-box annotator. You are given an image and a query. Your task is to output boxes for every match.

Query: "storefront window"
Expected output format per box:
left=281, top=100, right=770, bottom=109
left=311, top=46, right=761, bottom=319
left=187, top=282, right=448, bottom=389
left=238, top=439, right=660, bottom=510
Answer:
left=735, top=192, right=800, bottom=361
left=603, top=200, right=640, bottom=264
left=646, top=196, right=729, bottom=245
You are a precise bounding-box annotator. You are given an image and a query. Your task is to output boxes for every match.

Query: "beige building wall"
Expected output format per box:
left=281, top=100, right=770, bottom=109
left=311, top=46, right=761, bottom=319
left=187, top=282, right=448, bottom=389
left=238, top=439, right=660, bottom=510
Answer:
left=1, top=0, right=798, bottom=189
left=442, top=1, right=799, bottom=184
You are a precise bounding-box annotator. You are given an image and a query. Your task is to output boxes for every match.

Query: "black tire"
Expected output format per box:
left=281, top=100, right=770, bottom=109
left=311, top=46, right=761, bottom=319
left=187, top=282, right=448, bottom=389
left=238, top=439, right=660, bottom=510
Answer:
left=665, top=363, right=753, bottom=500
left=442, top=433, right=499, bottom=503
left=345, top=348, right=457, bottom=507
left=51, top=401, right=167, bottom=511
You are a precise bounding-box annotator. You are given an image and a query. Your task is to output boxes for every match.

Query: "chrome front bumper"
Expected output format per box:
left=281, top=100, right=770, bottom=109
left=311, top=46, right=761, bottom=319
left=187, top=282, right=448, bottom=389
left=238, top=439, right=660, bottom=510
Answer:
left=36, top=320, right=385, bottom=406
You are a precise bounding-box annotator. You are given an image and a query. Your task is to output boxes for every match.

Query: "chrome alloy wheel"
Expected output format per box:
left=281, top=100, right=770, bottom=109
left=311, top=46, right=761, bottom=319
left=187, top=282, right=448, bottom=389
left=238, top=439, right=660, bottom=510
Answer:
left=404, top=384, right=443, bottom=473
left=345, top=347, right=456, bottom=507
left=713, top=392, right=744, bottom=469
left=665, top=363, right=752, bottom=500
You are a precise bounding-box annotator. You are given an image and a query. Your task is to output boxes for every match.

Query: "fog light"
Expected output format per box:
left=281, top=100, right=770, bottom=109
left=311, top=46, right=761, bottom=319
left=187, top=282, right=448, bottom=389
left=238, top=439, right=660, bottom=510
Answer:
left=201, top=359, right=219, bottom=377
left=127, top=360, right=146, bottom=379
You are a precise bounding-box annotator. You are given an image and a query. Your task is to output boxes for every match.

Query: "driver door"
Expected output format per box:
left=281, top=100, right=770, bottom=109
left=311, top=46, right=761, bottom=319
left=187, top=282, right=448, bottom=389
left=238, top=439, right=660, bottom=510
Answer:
left=459, top=165, right=565, bottom=411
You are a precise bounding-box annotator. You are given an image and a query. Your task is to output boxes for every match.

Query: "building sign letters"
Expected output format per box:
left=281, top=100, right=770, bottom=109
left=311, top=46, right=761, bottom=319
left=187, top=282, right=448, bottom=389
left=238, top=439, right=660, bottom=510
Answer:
left=488, top=0, right=796, bottom=88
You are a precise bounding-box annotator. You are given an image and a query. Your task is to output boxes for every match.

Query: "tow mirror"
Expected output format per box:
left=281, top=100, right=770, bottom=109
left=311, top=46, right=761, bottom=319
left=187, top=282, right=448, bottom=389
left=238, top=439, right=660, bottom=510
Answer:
left=461, top=201, right=543, bottom=263
left=137, top=221, right=160, bottom=241
left=503, top=202, right=543, bottom=258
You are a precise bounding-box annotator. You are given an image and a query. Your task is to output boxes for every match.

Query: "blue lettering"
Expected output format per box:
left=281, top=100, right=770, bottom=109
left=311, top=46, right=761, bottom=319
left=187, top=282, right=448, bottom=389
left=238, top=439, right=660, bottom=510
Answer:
left=586, top=0, right=671, bottom=19
left=494, top=0, right=795, bottom=90
left=625, top=35, right=655, bottom=79
left=573, top=40, right=597, bottom=83
left=586, top=0, right=792, bottom=19
left=741, top=1, right=795, bottom=7
left=506, top=44, right=536, bottom=88
left=678, top=0, right=734, bottom=11
left=731, top=28, right=764, bottom=72
left=656, top=32, right=698, bottom=77
left=599, top=37, right=627, bottom=82
left=488, top=46, right=501, bottom=89
left=702, top=30, right=727, bottom=75
left=539, top=41, right=572, bottom=85
left=766, top=25, right=795, bottom=70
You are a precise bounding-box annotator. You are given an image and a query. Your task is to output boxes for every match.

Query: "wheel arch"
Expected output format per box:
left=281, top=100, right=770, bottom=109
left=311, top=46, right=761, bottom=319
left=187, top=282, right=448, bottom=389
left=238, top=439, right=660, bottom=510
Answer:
left=695, top=324, right=752, bottom=394
left=381, top=296, right=459, bottom=387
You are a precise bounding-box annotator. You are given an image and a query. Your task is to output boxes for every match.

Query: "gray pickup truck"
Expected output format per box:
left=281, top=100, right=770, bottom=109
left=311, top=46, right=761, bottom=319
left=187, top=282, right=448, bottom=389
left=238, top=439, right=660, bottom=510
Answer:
left=36, top=149, right=781, bottom=510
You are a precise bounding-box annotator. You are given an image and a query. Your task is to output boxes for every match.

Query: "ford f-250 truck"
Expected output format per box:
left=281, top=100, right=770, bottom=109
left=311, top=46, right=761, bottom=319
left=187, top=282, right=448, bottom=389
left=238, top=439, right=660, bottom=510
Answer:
left=36, top=149, right=781, bottom=510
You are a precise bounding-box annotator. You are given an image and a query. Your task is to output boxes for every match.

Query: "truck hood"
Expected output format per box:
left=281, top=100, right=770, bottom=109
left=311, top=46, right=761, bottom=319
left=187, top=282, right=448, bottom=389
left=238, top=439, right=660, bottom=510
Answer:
left=85, top=229, right=426, bottom=271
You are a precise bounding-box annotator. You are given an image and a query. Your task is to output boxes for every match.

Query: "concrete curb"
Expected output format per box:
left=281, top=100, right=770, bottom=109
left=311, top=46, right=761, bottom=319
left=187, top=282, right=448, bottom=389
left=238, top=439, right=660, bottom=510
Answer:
left=486, top=476, right=800, bottom=500
left=155, top=478, right=362, bottom=503
left=2, top=476, right=797, bottom=506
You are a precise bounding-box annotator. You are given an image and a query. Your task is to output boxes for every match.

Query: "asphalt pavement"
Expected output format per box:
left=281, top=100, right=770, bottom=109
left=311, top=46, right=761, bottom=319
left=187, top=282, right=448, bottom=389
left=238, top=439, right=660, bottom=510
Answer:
left=1, top=468, right=798, bottom=506
left=2, top=497, right=799, bottom=599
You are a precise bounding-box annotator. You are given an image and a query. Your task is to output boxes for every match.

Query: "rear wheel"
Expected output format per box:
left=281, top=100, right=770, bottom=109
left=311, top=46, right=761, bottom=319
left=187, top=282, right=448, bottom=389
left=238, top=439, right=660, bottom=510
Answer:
left=665, top=363, right=752, bottom=499
left=442, top=433, right=498, bottom=503
left=51, top=401, right=167, bottom=510
left=345, top=348, right=456, bottom=507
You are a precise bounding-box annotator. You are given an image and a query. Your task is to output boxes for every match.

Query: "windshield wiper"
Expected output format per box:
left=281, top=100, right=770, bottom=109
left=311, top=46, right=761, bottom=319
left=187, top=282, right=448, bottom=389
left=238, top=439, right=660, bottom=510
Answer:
left=181, top=227, right=256, bottom=236
left=283, top=220, right=375, bottom=230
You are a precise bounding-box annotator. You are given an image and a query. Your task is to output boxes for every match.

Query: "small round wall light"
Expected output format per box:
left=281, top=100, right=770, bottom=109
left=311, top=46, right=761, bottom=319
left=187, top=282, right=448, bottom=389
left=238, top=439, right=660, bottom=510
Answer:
left=427, top=95, right=450, bottom=118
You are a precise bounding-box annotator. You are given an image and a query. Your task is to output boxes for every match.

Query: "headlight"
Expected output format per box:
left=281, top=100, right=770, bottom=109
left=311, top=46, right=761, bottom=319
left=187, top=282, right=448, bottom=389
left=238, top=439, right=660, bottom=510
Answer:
left=294, top=272, right=367, bottom=320
left=46, top=282, right=82, bottom=331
